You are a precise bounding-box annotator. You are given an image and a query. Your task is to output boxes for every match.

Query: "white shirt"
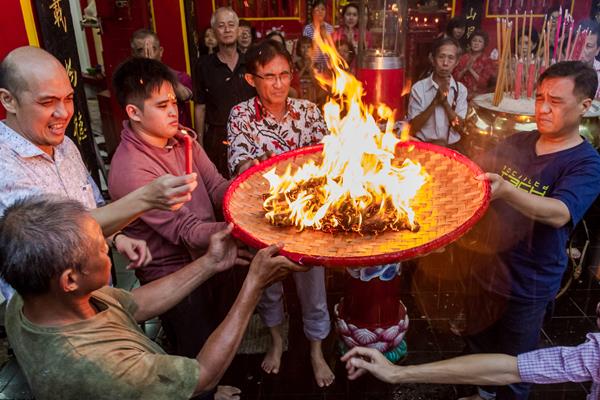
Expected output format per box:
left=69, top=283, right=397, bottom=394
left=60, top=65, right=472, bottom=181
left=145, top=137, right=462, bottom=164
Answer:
left=407, top=74, right=468, bottom=145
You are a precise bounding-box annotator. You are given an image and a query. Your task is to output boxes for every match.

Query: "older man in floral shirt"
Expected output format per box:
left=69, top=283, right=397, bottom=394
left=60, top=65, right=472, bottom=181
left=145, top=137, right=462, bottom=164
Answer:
left=226, top=40, right=335, bottom=387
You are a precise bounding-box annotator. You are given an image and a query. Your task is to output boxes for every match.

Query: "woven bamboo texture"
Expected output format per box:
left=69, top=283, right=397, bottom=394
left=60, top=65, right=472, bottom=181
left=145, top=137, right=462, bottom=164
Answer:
left=224, top=142, right=490, bottom=267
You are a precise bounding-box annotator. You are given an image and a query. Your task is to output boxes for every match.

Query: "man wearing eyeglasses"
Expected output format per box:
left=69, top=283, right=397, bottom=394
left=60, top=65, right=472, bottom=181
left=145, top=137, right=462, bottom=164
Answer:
left=226, top=40, right=335, bottom=388
left=227, top=40, right=327, bottom=176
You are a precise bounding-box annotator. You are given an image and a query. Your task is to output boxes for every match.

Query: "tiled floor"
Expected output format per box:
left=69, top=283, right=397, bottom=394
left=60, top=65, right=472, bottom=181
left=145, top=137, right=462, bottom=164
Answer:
left=216, top=258, right=599, bottom=400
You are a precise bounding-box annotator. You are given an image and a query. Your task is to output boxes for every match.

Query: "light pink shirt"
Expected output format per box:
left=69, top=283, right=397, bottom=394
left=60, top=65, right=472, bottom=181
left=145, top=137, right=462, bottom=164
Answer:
left=0, top=121, right=96, bottom=213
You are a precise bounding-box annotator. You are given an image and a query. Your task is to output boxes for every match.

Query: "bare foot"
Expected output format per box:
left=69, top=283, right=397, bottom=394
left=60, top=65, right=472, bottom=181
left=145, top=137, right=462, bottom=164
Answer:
left=457, top=394, right=485, bottom=400
left=215, top=385, right=241, bottom=400
left=262, top=325, right=283, bottom=374
left=310, top=340, right=334, bottom=387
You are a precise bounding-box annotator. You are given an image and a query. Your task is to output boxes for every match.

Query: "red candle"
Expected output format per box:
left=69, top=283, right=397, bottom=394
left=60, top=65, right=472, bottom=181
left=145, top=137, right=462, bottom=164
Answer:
left=514, top=61, right=523, bottom=99
left=526, top=63, right=535, bottom=98
left=182, top=131, right=193, bottom=174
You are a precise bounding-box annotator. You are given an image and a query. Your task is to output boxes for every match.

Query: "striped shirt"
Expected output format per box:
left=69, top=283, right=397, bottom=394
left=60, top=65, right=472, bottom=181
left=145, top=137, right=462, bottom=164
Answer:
left=518, top=333, right=600, bottom=399
left=302, top=22, right=334, bottom=70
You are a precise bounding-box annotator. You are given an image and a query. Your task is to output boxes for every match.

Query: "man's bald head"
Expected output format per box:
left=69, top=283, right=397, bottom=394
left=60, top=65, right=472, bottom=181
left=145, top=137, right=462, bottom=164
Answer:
left=0, top=47, right=65, bottom=101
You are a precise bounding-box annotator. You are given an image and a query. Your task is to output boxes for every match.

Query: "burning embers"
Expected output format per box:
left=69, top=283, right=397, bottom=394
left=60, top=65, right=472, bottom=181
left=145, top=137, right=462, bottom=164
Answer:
left=262, top=27, right=429, bottom=235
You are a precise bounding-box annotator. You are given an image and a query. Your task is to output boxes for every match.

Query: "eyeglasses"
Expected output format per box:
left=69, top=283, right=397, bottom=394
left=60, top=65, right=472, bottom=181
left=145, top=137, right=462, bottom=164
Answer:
left=252, top=71, right=293, bottom=84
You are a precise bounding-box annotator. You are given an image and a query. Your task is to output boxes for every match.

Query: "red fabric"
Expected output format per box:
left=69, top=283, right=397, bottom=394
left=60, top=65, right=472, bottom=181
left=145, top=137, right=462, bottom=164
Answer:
left=453, top=53, right=496, bottom=99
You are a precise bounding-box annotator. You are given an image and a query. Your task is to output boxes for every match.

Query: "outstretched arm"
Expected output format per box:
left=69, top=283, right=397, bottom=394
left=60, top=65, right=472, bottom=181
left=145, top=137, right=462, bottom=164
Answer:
left=91, top=173, right=197, bottom=236
left=131, top=225, right=254, bottom=321
left=479, top=173, right=570, bottom=228
left=342, top=347, right=520, bottom=386
left=192, top=244, right=309, bottom=395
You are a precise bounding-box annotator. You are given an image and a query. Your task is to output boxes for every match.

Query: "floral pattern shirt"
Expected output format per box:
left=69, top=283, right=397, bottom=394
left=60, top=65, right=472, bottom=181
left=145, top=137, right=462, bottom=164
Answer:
left=227, top=96, right=327, bottom=175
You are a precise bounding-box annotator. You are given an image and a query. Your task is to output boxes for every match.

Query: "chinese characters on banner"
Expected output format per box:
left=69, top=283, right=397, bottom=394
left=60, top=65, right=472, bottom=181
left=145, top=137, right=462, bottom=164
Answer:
left=49, top=0, right=68, bottom=32
left=34, top=0, right=99, bottom=183
left=461, top=0, right=483, bottom=40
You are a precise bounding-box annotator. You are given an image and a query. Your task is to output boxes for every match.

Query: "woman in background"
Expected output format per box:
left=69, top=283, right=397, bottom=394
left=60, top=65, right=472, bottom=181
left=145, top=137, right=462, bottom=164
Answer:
left=201, top=27, right=218, bottom=55
left=518, top=28, right=539, bottom=60
left=453, top=30, right=496, bottom=100
left=441, top=16, right=467, bottom=53
left=303, top=0, right=334, bottom=72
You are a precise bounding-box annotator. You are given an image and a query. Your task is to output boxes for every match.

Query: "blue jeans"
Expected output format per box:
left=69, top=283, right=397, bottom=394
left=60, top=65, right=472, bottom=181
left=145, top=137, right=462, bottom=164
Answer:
left=465, top=290, right=550, bottom=400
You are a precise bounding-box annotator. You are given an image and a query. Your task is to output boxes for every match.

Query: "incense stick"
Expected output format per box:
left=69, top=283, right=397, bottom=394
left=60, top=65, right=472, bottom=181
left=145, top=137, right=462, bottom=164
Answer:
left=564, top=16, right=574, bottom=62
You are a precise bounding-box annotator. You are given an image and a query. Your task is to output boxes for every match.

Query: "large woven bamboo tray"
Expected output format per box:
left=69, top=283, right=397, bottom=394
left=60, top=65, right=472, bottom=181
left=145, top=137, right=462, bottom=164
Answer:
left=223, top=142, right=490, bottom=267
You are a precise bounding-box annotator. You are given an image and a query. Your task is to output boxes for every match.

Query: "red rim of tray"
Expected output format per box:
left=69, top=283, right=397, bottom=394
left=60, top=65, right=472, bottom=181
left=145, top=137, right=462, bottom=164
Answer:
left=223, top=141, right=490, bottom=267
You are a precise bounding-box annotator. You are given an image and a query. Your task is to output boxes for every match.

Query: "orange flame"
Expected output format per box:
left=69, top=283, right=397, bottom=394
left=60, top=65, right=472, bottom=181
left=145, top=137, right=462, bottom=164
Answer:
left=262, top=25, right=428, bottom=234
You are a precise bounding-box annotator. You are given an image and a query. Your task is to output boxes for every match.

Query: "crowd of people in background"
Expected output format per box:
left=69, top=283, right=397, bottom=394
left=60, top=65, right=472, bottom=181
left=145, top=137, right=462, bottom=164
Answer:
left=1, top=1, right=600, bottom=399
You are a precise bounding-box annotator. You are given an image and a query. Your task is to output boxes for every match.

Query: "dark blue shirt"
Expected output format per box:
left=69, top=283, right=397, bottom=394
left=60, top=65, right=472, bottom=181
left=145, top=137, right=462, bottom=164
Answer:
left=476, top=131, right=600, bottom=300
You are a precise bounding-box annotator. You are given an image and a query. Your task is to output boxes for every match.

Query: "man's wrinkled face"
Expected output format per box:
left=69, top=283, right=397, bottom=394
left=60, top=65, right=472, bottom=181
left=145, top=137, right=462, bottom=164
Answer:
left=535, top=77, right=590, bottom=137
left=78, top=217, right=112, bottom=292
left=246, top=55, right=292, bottom=108
left=213, top=10, right=239, bottom=46
left=581, top=34, right=600, bottom=65
left=432, top=44, right=459, bottom=79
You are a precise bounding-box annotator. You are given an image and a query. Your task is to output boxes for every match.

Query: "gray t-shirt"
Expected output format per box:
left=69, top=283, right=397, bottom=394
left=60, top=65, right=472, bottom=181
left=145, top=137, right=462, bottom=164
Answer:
left=5, top=287, right=200, bottom=400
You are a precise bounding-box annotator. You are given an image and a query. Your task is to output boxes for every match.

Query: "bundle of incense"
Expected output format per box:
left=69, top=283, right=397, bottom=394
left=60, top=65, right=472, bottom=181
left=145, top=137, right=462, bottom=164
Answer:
left=515, top=11, right=519, bottom=60
left=568, top=26, right=581, bottom=60
left=543, top=16, right=550, bottom=75
left=524, top=10, right=533, bottom=97
left=564, top=15, right=574, bottom=63
left=536, top=17, right=547, bottom=62
left=552, top=6, right=562, bottom=62
left=494, top=20, right=513, bottom=106
left=496, top=17, right=501, bottom=56
left=571, top=29, right=590, bottom=61
left=529, top=17, right=547, bottom=98
left=526, top=10, right=533, bottom=64
left=557, top=10, right=568, bottom=62
left=505, top=25, right=513, bottom=95
left=513, top=12, right=524, bottom=99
